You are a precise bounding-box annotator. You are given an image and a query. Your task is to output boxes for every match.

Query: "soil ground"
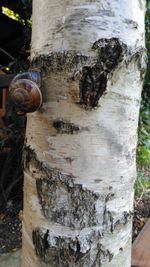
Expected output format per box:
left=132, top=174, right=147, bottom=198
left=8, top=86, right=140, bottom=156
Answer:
left=133, top=197, right=150, bottom=242
left=0, top=200, right=22, bottom=254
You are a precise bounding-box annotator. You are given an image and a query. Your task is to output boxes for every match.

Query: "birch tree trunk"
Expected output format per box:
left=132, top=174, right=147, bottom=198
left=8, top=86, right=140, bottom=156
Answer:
left=21, top=0, right=146, bottom=266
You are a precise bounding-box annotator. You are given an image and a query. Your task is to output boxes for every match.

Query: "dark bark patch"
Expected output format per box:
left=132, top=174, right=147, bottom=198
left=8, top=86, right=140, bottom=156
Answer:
left=36, top=176, right=100, bottom=229
left=24, top=147, right=132, bottom=233
left=31, top=52, right=89, bottom=73
left=92, top=244, right=113, bottom=266
left=32, top=227, right=113, bottom=266
left=53, top=119, right=80, bottom=134
left=123, top=211, right=133, bottom=224
left=103, top=208, right=114, bottom=233
left=97, top=10, right=115, bottom=17
left=68, top=237, right=90, bottom=264
left=32, top=228, right=91, bottom=265
left=123, top=19, right=138, bottom=29
left=79, top=38, right=124, bottom=108
left=32, top=228, right=49, bottom=261
left=24, top=148, right=103, bottom=230
left=94, top=179, right=102, bottom=183
left=114, top=211, right=133, bottom=229
left=79, top=66, right=107, bottom=107
left=31, top=42, right=146, bottom=108
left=65, top=157, right=74, bottom=163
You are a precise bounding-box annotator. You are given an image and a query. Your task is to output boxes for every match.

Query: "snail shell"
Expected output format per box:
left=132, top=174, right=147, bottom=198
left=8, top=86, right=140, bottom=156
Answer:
left=9, top=70, right=42, bottom=113
left=12, top=69, right=41, bottom=87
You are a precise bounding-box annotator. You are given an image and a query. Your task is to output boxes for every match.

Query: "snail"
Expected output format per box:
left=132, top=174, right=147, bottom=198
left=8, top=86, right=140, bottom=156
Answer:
left=9, top=69, right=42, bottom=114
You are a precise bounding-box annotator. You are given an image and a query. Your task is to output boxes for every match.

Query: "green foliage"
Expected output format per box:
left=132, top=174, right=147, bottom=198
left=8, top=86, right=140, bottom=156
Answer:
left=136, top=0, right=150, bottom=171
left=2, top=5, right=32, bottom=28
left=135, top=1, right=150, bottom=198
left=137, top=99, right=150, bottom=169
left=2, top=7, right=24, bottom=24
left=135, top=171, right=150, bottom=199
left=137, top=146, right=150, bottom=169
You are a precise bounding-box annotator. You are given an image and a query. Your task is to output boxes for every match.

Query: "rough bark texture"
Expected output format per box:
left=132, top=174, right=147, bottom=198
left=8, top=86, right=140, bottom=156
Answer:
left=21, top=1, right=146, bottom=266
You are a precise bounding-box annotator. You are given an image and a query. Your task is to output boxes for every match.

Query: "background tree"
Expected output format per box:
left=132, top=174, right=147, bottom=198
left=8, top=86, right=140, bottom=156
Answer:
left=22, top=1, right=146, bottom=267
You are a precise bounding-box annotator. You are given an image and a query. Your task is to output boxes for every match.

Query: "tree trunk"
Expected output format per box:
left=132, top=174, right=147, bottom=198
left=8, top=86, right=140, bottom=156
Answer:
left=21, top=1, right=146, bottom=266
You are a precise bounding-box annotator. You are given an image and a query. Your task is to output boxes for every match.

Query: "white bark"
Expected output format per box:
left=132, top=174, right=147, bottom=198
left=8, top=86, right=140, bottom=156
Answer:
left=32, top=0, right=145, bottom=54
left=21, top=1, right=146, bottom=267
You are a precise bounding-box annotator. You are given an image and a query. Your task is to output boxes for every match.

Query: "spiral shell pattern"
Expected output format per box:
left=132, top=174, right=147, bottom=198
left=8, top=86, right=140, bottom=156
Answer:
left=9, top=70, right=42, bottom=113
